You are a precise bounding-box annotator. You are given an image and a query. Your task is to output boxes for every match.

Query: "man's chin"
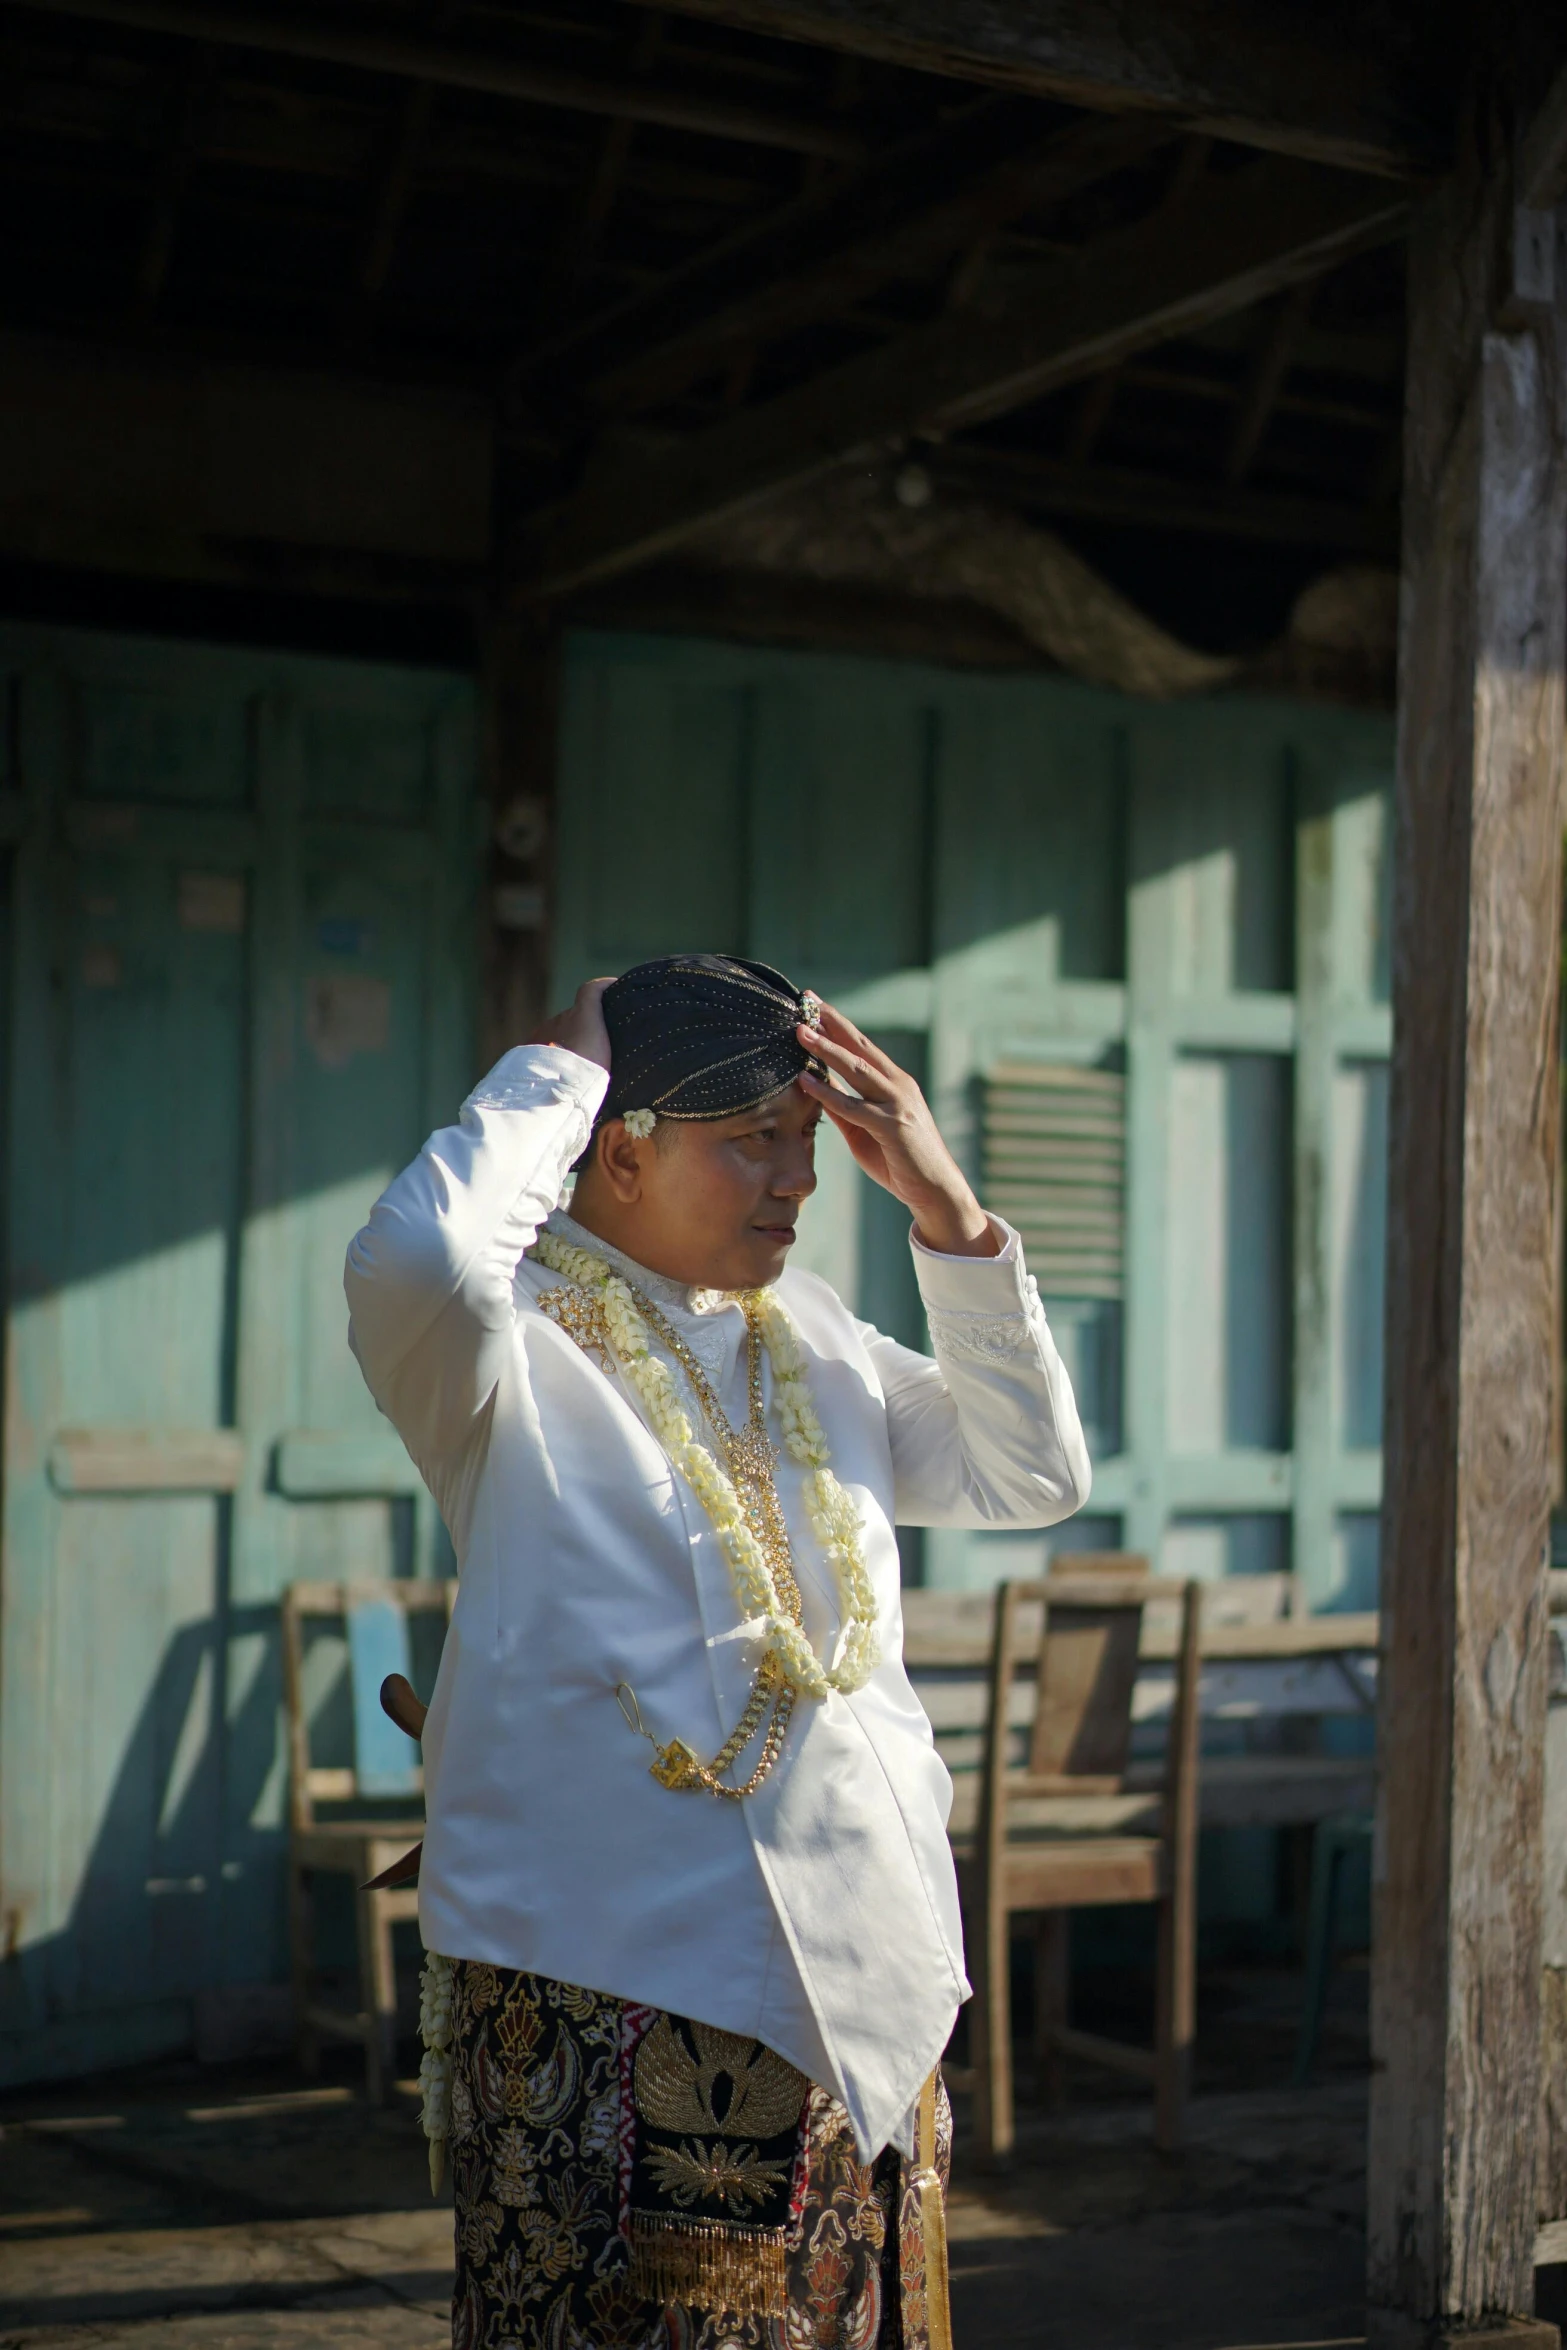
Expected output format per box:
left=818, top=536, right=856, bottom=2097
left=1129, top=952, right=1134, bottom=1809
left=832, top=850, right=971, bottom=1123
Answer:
left=717, top=1234, right=794, bottom=1290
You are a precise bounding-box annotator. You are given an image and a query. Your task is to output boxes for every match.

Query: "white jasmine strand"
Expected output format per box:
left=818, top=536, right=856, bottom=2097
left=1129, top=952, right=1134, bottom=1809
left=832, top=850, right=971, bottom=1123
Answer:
left=530, top=1230, right=880, bottom=1701
left=417, top=1949, right=455, bottom=2196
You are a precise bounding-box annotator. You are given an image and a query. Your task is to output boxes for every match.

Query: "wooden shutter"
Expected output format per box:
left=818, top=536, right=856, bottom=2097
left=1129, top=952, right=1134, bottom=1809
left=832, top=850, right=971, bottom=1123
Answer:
left=980, top=1062, right=1125, bottom=1300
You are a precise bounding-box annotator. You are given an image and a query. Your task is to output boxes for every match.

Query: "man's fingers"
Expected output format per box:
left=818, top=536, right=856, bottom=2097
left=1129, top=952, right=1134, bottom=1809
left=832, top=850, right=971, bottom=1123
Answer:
left=800, top=1071, right=888, bottom=1130
left=799, top=1023, right=897, bottom=1097
left=812, top=1001, right=901, bottom=1079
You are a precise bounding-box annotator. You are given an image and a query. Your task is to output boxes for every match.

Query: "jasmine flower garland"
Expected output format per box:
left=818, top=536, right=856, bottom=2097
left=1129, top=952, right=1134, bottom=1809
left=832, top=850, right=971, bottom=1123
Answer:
left=529, top=1230, right=880, bottom=1700
left=418, top=1948, right=455, bottom=2195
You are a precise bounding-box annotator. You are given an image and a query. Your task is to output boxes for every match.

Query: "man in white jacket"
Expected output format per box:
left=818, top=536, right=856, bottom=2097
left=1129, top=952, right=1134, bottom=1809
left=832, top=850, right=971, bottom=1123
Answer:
left=345, top=953, right=1090, bottom=2350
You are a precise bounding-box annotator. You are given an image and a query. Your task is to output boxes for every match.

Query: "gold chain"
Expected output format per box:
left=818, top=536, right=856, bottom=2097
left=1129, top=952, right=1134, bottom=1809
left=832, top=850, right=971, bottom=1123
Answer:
left=621, top=1287, right=801, bottom=1798
left=630, top=1289, right=804, bottom=1629
left=545, top=1275, right=806, bottom=1800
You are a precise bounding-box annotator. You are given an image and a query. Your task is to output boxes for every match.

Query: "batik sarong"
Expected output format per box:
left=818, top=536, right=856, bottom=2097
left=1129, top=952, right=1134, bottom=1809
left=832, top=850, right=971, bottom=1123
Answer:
left=447, top=1961, right=951, bottom=2350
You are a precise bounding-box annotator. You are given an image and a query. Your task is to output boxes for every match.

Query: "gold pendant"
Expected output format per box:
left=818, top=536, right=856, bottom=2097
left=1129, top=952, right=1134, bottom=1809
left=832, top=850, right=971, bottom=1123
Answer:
left=727, top=1426, right=777, bottom=1487
left=538, top=1286, right=616, bottom=1374
left=648, top=1737, right=706, bottom=1791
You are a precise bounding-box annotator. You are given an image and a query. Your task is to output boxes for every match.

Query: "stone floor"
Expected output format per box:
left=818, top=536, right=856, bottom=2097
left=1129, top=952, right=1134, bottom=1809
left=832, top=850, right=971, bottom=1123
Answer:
left=0, top=1966, right=1381, bottom=2350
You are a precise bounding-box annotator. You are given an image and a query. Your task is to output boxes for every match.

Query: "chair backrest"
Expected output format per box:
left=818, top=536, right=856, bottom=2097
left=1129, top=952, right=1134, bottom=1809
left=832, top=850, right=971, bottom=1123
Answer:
left=281, top=1578, right=455, bottom=1829
left=984, top=1560, right=1203, bottom=1811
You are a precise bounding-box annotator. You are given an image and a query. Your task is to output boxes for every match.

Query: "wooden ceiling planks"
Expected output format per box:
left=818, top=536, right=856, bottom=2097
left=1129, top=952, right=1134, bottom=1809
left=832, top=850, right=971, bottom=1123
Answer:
left=518, top=155, right=1409, bottom=592
left=0, top=0, right=1423, bottom=623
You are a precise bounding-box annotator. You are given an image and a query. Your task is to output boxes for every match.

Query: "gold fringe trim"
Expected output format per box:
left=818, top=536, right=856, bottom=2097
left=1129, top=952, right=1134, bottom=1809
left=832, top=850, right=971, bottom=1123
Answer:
left=627, top=2213, right=790, bottom=2321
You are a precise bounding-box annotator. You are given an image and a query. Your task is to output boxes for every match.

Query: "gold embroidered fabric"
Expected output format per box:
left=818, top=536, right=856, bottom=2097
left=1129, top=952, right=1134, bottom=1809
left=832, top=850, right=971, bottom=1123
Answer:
left=627, top=2013, right=810, bottom=2320
left=634, top=2016, right=808, bottom=2141
left=446, top=1960, right=950, bottom=2350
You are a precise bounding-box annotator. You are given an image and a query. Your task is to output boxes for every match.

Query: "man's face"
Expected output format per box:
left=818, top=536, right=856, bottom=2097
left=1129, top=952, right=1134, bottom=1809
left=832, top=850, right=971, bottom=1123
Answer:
left=575, top=1082, right=822, bottom=1292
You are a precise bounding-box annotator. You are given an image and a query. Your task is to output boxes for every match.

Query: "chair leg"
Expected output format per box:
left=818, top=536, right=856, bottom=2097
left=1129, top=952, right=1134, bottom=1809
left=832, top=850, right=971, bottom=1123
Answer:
left=357, top=1886, right=397, bottom=2105
left=972, top=1892, right=1015, bottom=2168
left=1154, top=1892, right=1193, bottom=2155
left=289, top=1861, right=319, bottom=2079
left=1292, top=1828, right=1345, bottom=2088
left=1033, top=1913, right=1069, bottom=2107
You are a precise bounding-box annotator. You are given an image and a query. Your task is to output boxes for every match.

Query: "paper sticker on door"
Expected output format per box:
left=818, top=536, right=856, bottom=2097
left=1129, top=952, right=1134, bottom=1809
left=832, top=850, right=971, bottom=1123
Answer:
left=179, top=872, right=247, bottom=933
left=305, top=974, right=391, bottom=1068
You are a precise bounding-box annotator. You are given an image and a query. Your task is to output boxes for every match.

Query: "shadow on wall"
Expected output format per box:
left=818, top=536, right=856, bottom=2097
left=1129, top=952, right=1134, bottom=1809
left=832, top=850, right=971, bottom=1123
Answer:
left=0, top=1601, right=283, bottom=2085
left=0, top=620, right=1395, bottom=2084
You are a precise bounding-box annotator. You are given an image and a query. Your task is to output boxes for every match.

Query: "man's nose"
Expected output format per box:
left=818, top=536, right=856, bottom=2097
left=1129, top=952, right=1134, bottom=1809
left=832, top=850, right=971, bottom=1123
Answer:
left=774, top=1149, right=817, bottom=1201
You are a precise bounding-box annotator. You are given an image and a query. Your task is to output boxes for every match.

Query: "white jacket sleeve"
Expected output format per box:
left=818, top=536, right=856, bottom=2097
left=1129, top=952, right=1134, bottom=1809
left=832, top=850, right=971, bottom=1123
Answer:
left=344, top=1045, right=609, bottom=1476
left=862, top=1219, right=1092, bottom=1530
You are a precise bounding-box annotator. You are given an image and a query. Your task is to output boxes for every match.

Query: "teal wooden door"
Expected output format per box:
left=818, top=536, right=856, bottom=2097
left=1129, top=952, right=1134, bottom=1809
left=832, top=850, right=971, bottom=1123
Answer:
left=554, top=629, right=1392, bottom=1608
left=0, top=627, right=476, bottom=2085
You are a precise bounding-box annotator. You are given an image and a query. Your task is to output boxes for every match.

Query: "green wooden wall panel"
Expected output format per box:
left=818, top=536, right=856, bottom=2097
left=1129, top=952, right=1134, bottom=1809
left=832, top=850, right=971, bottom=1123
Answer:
left=555, top=629, right=1395, bottom=1610
left=0, top=624, right=478, bottom=2084
left=74, top=667, right=253, bottom=811
left=555, top=651, right=752, bottom=976
left=932, top=684, right=1127, bottom=985
left=748, top=678, right=936, bottom=982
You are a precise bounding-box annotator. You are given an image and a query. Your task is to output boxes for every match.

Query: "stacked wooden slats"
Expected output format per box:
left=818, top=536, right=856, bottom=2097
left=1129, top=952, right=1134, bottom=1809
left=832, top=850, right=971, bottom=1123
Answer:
left=980, top=1060, right=1124, bottom=1298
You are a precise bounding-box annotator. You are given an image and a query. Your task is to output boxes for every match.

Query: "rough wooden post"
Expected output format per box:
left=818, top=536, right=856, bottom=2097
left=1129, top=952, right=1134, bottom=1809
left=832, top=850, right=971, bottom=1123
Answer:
left=1368, top=77, right=1567, bottom=2350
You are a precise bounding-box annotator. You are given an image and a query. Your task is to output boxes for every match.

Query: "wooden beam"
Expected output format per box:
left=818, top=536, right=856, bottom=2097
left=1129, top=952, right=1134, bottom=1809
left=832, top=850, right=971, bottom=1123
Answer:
left=129, top=39, right=216, bottom=321
left=16, top=0, right=866, bottom=159
left=925, top=445, right=1399, bottom=555
left=545, top=11, right=666, bottom=308
left=587, top=112, right=1175, bottom=417
left=614, top=0, right=1443, bottom=180
left=0, top=329, right=494, bottom=587
left=1064, top=367, right=1119, bottom=462
left=1057, top=136, right=1214, bottom=467
left=1224, top=278, right=1312, bottom=483
left=346, top=79, right=434, bottom=342
left=511, top=92, right=1007, bottom=387
left=1520, top=59, right=1567, bottom=208
left=1368, top=80, right=1567, bottom=2350
left=519, top=156, right=1409, bottom=596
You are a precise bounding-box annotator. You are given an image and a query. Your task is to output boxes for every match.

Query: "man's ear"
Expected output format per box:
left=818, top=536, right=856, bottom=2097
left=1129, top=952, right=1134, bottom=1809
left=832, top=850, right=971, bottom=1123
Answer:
left=595, top=1118, right=649, bottom=1204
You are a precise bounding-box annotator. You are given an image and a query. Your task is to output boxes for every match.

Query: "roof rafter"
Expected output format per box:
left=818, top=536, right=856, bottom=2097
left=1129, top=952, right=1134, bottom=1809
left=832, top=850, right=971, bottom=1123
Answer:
left=518, top=155, right=1410, bottom=595
left=588, top=109, right=1176, bottom=417
left=926, top=444, right=1398, bottom=555
left=1224, top=277, right=1313, bottom=483
left=13, top=0, right=869, bottom=159
left=614, top=0, right=1444, bottom=179
left=128, top=36, right=216, bottom=318
left=511, top=92, right=1004, bottom=391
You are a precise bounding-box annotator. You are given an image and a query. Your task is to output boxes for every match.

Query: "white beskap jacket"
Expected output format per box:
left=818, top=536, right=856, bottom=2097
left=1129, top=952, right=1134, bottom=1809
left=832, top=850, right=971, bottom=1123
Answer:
left=344, top=1044, right=1090, bottom=2157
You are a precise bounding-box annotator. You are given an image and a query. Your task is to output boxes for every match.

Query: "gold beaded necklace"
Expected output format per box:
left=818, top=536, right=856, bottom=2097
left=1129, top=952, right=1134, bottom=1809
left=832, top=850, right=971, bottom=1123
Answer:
left=541, top=1277, right=802, bottom=1799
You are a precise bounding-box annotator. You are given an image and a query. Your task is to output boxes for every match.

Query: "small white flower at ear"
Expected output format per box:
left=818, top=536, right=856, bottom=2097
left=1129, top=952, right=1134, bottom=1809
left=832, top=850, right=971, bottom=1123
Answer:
left=623, top=1107, right=657, bottom=1139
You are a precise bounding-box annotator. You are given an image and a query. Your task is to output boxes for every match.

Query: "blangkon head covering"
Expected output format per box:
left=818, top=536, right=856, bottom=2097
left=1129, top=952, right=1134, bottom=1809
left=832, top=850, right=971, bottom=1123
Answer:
left=598, top=954, right=822, bottom=1127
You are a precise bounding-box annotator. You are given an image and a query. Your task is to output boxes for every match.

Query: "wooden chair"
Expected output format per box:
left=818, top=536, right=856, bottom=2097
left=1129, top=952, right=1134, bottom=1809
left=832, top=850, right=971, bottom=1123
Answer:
left=968, top=1561, right=1202, bottom=2163
left=281, top=1578, right=454, bottom=2102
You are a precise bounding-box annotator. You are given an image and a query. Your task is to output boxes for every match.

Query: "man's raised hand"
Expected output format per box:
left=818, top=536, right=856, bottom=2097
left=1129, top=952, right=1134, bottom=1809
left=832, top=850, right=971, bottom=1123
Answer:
left=797, top=1003, right=998, bottom=1258
left=530, top=977, right=614, bottom=1073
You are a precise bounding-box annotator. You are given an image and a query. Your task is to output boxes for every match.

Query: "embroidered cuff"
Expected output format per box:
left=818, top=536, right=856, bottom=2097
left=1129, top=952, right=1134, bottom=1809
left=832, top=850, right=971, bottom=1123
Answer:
left=465, top=1044, right=610, bottom=1120
left=913, top=1217, right=1039, bottom=1366
left=924, top=1303, right=1035, bottom=1367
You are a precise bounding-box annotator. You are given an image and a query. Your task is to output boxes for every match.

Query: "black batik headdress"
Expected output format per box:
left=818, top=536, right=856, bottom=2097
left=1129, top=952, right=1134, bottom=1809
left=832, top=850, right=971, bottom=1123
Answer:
left=595, top=953, right=824, bottom=1134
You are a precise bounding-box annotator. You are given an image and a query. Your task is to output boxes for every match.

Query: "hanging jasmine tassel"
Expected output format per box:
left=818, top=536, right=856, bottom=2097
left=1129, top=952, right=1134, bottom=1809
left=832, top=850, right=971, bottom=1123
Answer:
left=418, top=1949, right=455, bottom=2195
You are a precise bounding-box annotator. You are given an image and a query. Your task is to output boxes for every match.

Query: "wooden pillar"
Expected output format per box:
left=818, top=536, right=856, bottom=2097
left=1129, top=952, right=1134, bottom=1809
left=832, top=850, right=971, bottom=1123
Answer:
left=1368, top=70, right=1567, bottom=2350
left=478, top=612, right=560, bottom=1068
